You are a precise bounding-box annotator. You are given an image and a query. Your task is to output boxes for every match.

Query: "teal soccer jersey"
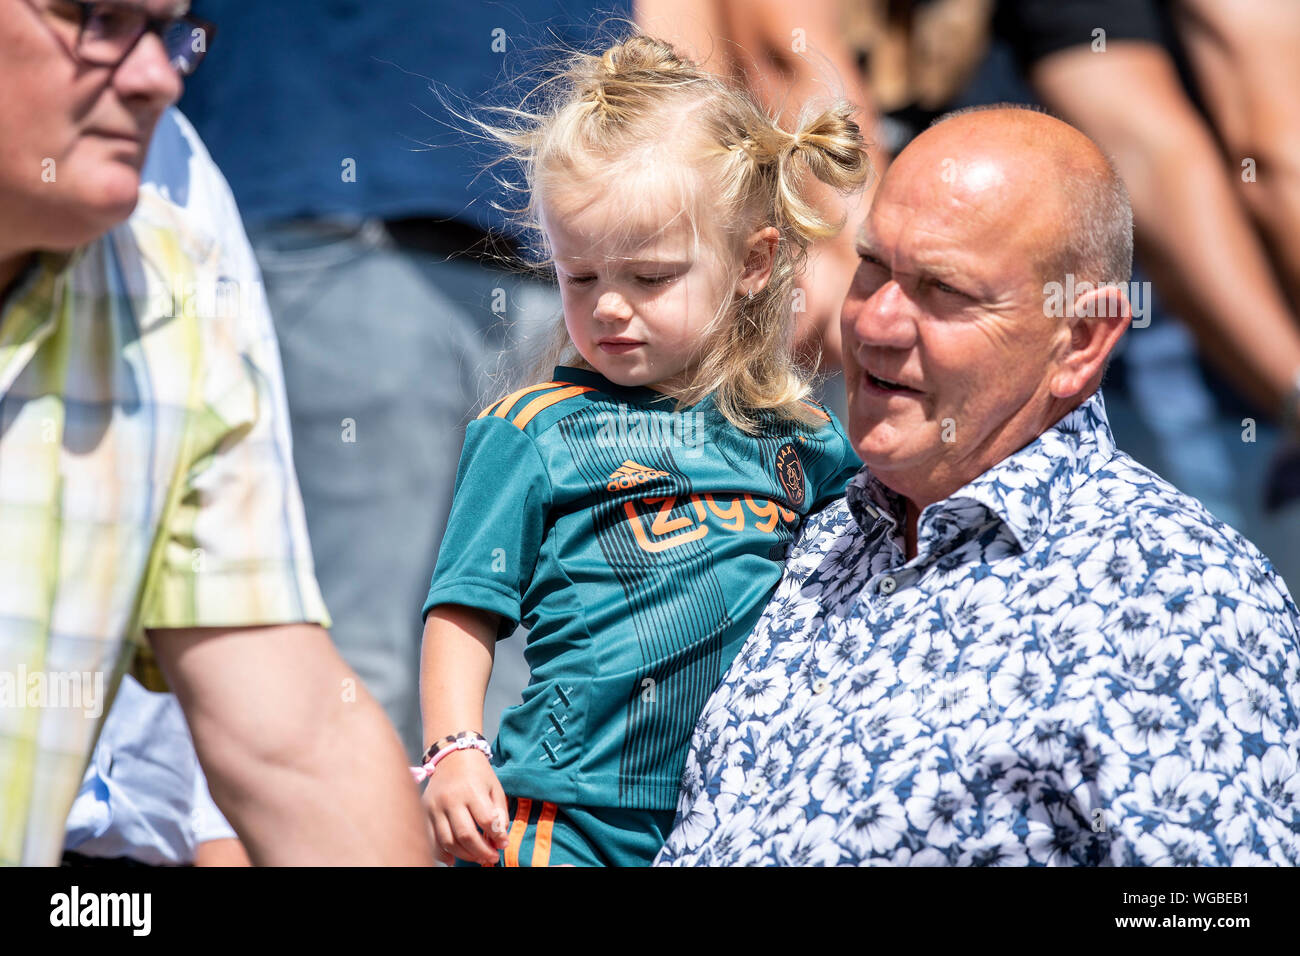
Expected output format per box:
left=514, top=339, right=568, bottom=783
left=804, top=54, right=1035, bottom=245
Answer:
left=423, top=365, right=861, bottom=810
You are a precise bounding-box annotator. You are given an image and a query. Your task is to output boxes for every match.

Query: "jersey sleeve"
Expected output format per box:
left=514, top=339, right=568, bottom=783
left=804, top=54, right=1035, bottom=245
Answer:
left=422, top=415, right=553, bottom=640
left=809, top=407, right=863, bottom=511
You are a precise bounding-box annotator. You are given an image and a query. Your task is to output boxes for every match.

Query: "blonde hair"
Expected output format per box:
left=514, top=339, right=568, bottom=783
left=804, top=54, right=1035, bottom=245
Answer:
left=452, top=25, right=872, bottom=434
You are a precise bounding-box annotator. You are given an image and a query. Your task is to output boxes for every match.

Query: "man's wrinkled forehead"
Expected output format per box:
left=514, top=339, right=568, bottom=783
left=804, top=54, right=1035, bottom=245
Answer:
left=862, top=146, right=1046, bottom=248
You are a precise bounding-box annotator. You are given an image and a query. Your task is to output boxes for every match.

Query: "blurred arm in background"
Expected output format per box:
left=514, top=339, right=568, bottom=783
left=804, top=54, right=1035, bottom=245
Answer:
left=1175, top=0, right=1300, bottom=318
left=1029, top=36, right=1300, bottom=419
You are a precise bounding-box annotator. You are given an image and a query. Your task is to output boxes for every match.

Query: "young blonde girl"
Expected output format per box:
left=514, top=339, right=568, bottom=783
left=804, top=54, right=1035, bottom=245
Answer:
left=417, top=31, right=871, bottom=866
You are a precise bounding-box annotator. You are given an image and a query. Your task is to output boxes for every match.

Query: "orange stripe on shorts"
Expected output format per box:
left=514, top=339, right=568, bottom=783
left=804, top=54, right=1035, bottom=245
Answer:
left=531, top=802, right=559, bottom=868
left=504, top=798, right=532, bottom=868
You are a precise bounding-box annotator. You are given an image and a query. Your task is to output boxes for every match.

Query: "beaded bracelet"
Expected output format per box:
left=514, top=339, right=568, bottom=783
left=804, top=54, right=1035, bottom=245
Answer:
left=420, top=730, right=489, bottom=766
left=409, top=731, right=492, bottom=784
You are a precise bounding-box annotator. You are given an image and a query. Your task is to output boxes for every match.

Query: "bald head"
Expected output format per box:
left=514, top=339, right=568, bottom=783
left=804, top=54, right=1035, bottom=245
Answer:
left=889, top=106, right=1133, bottom=288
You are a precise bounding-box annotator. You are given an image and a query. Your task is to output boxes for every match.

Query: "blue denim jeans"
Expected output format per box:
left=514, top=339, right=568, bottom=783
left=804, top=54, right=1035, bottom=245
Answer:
left=247, top=218, right=549, bottom=756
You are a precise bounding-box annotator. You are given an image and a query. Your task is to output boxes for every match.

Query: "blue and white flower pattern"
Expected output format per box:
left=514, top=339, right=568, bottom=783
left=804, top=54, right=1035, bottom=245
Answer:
left=656, top=391, right=1300, bottom=866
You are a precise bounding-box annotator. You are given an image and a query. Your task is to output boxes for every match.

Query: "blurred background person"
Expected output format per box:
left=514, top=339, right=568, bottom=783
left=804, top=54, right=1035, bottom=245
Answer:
left=63, top=673, right=250, bottom=868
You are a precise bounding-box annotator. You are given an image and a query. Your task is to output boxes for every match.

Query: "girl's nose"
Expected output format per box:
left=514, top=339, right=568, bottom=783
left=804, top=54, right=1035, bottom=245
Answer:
left=594, top=290, right=632, bottom=322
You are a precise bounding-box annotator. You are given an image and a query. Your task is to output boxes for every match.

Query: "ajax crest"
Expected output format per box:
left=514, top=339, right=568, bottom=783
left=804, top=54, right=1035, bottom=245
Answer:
left=774, top=443, right=805, bottom=508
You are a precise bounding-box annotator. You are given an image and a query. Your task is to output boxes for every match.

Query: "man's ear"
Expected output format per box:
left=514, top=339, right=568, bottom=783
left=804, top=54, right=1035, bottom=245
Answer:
left=1049, top=283, right=1131, bottom=398
left=738, top=226, right=780, bottom=295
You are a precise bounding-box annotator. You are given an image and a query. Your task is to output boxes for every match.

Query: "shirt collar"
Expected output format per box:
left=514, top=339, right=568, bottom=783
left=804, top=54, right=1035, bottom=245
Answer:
left=553, top=364, right=657, bottom=401
left=0, top=249, right=77, bottom=397
left=846, top=390, right=1119, bottom=555
left=553, top=365, right=714, bottom=412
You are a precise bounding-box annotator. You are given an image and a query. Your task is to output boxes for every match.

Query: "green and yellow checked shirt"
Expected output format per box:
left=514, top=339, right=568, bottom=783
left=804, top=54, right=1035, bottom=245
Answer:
left=0, top=187, right=329, bottom=866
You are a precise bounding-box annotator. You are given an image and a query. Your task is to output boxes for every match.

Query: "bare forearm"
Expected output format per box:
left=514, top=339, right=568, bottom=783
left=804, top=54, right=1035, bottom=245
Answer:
left=1124, top=126, right=1300, bottom=408
left=419, top=605, right=498, bottom=749
left=210, top=685, right=429, bottom=865
left=150, top=623, right=432, bottom=865
left=634, top=0, right=732, bottom=74
left=729, top=0, right=881, bottom=371
left=193, top=838, right=251, bottom=867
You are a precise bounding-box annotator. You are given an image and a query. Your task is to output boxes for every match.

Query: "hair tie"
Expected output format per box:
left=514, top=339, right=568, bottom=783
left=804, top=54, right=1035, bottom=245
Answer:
left=585, top=84, right=609, bottom=111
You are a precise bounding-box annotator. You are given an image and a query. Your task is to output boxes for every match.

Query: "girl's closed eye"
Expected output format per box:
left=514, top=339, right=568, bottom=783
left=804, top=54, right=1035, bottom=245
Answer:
left=561, top=273, right=679, bottom=288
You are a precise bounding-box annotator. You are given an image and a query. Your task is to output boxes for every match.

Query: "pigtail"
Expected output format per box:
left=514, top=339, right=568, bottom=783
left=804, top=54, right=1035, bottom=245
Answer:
left=774, top=102, right=873, bottom=243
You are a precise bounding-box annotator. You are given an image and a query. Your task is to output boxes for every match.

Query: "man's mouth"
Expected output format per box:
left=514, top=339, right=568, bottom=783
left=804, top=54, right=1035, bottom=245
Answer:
left=864, top=371, right=922, bottom=395
left=87, top=128, right=146, bottom=148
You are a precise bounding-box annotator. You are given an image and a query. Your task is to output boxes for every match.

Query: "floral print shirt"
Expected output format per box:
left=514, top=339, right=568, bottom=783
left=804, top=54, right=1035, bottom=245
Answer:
left=656, top=391, right=1300, bottom=866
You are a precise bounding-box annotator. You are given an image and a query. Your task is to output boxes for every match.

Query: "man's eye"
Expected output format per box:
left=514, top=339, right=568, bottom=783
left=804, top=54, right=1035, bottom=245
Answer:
left=931, top=279, right=966, bottom=298
left=48, top=0, right=86, bottom=23
left=857, top=253, right=884, bottom=268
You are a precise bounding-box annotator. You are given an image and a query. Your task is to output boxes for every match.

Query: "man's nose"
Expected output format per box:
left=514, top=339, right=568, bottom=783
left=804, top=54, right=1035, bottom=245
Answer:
left=112, top=30, right=183, bottom=108
left=844, top=278, right=917, bottom=352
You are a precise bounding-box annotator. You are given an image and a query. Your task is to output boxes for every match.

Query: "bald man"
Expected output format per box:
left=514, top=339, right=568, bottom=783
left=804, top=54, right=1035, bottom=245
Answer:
left=655, top=106, right=1300, bottom=867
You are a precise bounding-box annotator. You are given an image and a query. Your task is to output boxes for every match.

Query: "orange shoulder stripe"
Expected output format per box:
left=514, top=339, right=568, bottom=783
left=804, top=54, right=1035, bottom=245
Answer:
left=476, top=382, right=563, bottom=420
left=511, top=385, right=595, bottom=428
left=800, top=400, right=831, bottom=422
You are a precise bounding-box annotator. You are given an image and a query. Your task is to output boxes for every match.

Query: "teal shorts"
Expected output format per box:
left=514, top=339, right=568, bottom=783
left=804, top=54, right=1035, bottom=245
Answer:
left=454, top=796, right=677, bottom=867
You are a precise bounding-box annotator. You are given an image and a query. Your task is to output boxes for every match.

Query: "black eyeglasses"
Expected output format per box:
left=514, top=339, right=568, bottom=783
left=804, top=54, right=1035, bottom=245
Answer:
left=53, top=1, right=217, bottom=76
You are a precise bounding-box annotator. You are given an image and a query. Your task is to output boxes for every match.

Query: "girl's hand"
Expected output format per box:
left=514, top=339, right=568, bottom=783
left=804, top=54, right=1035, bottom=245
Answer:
left=421, top=749, right=510, bottom=866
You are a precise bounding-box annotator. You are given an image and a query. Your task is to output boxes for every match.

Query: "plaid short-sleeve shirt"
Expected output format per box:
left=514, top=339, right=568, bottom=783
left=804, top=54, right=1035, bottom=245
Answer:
left=0, top=153, right=328, bottom=865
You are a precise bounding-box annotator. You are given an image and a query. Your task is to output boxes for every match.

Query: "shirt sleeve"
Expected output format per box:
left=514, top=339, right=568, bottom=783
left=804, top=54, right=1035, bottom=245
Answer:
left=809, top=408, right=863, bottom=511
left=1066, top=584, right=1300, bottom=866
left=137, top=110, right=329, bottom=632
left=422, top=415, right=553, bottom=641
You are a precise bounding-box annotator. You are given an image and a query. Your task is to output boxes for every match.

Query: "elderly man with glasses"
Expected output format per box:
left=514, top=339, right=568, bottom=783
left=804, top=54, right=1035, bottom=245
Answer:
left=0, top=0, right=431, bottom=865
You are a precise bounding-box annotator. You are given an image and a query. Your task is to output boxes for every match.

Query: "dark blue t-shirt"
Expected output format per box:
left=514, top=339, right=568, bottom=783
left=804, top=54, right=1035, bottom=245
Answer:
left=181, top=2, right=632, bottom=234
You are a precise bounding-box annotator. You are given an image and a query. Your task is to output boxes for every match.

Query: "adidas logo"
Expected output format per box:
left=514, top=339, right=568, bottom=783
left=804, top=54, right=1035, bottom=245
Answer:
left=606, top=460, right=671, bottom=492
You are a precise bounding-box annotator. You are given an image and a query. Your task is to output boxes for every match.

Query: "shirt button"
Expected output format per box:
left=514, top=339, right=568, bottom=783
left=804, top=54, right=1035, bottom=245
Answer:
left=812, top=678, right=830, bottom=696
left=746, top=777, right=767, bottom=797
left=879, top=575, right=898, bottom=594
